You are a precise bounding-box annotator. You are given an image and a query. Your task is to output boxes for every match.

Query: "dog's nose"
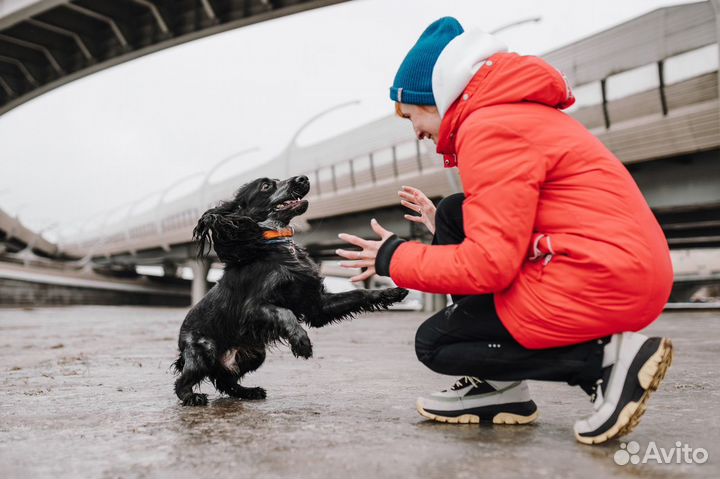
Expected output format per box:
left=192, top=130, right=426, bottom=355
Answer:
left=296, top=175, right=309, bottom=185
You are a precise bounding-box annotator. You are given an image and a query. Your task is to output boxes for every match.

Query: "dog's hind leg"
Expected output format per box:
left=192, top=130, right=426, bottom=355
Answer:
left=174, top=335, right=216, bottom=406
left=213, top=350, right=267, bottom=400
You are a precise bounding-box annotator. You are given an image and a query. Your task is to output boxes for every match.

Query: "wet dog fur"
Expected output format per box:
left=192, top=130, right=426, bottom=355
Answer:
left=172, top=175, right=408, bottom=406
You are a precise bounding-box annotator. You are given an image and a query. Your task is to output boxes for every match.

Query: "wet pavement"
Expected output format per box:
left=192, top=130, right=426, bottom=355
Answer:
left=1, top=305, right=718, bottom=478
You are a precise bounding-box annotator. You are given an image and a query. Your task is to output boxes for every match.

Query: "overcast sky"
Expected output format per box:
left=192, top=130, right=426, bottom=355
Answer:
left=0, top=0, right=694, bottom=239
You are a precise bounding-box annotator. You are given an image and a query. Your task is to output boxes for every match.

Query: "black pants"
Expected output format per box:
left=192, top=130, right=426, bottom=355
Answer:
left=416, top=193, right=607, bottom=393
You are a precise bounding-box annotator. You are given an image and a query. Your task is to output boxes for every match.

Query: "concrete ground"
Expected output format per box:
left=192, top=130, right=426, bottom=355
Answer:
left=0, top=306, right=718, bottom=478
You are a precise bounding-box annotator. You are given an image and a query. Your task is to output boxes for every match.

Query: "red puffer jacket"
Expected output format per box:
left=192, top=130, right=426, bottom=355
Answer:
left=388, top=52, right=673, bottom=349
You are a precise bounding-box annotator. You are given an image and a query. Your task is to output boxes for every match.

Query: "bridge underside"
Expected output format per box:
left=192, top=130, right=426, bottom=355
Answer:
left=0, top=0, right=348, bottom=115
left=0, top=207, right=60, bottom=257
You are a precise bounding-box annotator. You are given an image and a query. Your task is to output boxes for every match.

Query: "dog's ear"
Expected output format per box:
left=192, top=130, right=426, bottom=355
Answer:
left=193, top=209, right=220, bottom=259
left=193, top=209, right=262, bottom=261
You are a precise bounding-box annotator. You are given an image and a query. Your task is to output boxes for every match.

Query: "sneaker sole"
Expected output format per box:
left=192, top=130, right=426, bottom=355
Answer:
left=575, top=337, right=673, bottom=445
left=416, top=399, right=539, bottom=425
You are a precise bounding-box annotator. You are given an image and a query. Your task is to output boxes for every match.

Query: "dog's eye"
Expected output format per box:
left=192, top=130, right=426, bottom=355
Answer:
left=260, top=183, right=272, bottom=192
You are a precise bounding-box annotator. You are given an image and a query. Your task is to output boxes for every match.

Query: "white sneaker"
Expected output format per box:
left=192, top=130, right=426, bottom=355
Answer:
left=416, top=377, right=539, bottom=425
left=574, top=332, right=673, bottom=445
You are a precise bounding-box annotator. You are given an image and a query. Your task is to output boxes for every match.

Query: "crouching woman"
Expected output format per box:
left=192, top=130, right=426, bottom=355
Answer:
left=336, top=17, right=674, bottom=445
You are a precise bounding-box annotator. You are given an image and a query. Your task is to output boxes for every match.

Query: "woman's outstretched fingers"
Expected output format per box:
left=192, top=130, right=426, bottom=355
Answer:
left=370, top=218, right=392, bottom=239
left=398, top=185, right=436, bottom=234
left=338, top=232, right=369, bottom=248
left=336, top=221, right=395, bottom=282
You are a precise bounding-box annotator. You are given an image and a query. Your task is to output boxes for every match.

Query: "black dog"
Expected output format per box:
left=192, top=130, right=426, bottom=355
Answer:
left=172, top=175, right=409, bottom=406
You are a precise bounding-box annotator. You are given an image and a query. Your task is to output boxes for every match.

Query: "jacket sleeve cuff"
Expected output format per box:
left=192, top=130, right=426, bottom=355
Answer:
left=375, top=234, right=405, bottom=277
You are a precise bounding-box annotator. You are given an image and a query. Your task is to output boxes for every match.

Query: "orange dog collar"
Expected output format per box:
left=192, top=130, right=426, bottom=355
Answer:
left=262, top=227, right=295, bottom=241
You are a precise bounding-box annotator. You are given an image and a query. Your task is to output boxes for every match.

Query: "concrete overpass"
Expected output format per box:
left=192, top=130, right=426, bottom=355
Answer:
left=3, top=1, right=719, bottom=304
left=0, top=0, right=349, bottom=115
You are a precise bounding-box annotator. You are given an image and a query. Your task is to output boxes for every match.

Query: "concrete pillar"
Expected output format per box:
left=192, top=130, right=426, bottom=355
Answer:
left=422, top=292, right=447, bottom=312
left=162, top=260, right=179, bottom=278
left=189, top=258, right=209, bottom=305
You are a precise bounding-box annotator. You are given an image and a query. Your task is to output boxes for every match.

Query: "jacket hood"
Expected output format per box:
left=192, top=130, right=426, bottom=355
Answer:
left=431, top=29, right=508, bottom=118
left=435, top=50, right=576, bottom=166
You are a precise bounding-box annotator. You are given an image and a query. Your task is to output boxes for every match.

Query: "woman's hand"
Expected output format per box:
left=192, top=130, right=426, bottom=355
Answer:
left=398, top=185, right=436, bottom=234
left=336, top=218, right=394, bottom=283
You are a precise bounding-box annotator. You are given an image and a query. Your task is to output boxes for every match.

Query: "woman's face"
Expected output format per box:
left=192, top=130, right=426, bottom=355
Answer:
left=397, top=103, right=442, bottom=144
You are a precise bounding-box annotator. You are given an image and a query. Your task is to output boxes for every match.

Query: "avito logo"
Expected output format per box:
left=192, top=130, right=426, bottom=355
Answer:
left=614, top=441, right=709, bottom=466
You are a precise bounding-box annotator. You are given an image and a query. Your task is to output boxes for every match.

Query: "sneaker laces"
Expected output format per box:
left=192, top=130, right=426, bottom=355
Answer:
left=589, top=378, right=605, bottom=411
left=449, top=376, right=484, bottom=391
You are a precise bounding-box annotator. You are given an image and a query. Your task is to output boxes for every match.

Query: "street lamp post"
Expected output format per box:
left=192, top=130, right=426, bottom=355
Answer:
left=490, top=16, right=542, bottom=35
left=282, top=100, right=361, bottom=177
left=155, top=172, right=206, bottom=209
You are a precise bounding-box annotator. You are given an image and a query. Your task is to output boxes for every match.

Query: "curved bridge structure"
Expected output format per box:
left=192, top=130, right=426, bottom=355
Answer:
left=56, top=1, right=720, bottom=265
left=0, top=0, right=348, bottom=115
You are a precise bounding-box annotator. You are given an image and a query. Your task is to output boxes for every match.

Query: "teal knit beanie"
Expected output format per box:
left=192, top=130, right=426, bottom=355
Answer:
left=389, top=17, right=465, bottom=105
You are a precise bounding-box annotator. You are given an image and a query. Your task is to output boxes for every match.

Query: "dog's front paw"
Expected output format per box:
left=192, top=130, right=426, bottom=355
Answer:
left=379, top=287, right=409, bottom=306
left=182, top=393, right=208, bottom=406
left=291, top=335, right=313, bottom=360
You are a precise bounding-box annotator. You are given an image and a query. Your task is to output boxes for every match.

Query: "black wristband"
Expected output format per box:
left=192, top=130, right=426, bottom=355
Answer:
left=375, top=234, right=405, bottom=277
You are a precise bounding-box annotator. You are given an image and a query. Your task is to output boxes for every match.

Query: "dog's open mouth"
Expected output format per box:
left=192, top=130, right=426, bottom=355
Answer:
left=274, top=198, right=308, bottom=211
